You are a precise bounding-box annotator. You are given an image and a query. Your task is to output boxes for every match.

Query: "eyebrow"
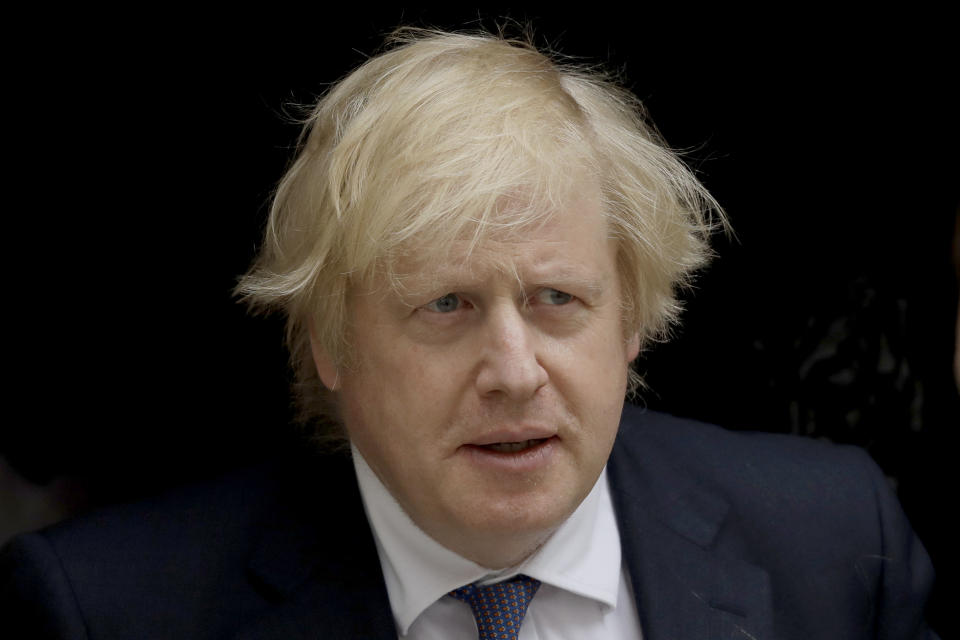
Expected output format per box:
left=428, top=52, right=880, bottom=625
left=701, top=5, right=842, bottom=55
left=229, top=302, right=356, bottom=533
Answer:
left=394, top=257, right=610, bottom=301
left=527, top=274, right=606, bottom=298
left=519, top=264, right=607, bottom=296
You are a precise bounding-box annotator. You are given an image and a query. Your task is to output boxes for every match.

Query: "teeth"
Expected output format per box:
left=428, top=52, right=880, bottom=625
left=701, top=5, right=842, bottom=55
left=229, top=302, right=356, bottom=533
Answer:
left=484, top=439, right=543, bottom=453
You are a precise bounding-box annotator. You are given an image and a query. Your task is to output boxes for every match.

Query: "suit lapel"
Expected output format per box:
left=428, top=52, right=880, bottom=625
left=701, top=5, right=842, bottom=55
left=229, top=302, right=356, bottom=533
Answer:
left=236, top=452, right=396, bottom=640
left=608, top=411, right=774, bottom=640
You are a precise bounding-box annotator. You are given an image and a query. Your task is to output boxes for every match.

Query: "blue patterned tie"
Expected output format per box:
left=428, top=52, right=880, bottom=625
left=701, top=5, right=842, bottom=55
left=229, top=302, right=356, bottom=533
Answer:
left=449, top=574, right=542, bottom=640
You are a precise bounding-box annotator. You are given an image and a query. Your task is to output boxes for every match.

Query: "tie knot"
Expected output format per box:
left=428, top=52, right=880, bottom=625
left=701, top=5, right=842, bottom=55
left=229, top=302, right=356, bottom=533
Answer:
left=449, top=574, right=541, bottom=640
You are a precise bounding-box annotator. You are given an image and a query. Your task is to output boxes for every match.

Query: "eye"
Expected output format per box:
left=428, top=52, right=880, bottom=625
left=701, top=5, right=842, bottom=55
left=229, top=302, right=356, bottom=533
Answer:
left=423, top=293, right=462, bottom=313
left=535, top=288, right=574, bottom=306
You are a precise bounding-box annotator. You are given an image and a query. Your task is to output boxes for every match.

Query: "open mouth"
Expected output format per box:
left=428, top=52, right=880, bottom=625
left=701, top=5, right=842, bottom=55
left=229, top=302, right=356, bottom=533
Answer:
left=477, top=437, right=550, bottom=453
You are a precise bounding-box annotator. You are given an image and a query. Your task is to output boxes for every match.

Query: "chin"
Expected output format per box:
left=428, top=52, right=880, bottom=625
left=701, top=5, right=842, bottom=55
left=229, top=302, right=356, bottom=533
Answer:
left=455, top=485, right=582, bottom=537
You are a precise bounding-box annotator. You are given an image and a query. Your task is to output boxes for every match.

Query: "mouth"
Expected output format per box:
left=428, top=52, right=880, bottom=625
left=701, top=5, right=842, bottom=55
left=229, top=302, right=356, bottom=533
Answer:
left=477, top=438, right=550, bottom=454
left=461, top=435, right=557, bottom=472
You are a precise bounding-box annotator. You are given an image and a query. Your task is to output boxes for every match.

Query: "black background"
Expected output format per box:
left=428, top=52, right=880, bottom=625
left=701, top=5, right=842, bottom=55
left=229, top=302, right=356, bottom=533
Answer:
left=4, top=8, right=957, bottom=632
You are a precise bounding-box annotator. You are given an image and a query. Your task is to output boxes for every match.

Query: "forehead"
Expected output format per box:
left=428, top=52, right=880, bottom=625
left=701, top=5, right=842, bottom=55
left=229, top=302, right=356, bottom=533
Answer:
left=384, top=193, right=615, bottom=294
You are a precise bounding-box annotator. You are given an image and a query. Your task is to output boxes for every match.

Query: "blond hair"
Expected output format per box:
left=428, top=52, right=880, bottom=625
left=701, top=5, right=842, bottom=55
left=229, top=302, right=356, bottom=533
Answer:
left=237, top=28, right=723, bottom=441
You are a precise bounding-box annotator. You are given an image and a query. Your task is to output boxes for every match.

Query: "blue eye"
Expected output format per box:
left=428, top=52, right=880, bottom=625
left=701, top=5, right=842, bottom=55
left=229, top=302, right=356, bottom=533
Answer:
left=424, top=293, right=461, bottom=313
left=538, top=288, right=573, bottom=305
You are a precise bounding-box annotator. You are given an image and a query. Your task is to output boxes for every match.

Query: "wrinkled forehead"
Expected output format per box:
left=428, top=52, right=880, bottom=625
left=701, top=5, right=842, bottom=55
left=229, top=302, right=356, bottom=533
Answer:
left=375, top=186, right=611, bottom=296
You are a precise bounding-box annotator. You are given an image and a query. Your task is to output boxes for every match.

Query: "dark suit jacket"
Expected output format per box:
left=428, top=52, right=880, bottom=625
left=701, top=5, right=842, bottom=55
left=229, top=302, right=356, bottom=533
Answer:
left=1, top=407, right=938, bottom=639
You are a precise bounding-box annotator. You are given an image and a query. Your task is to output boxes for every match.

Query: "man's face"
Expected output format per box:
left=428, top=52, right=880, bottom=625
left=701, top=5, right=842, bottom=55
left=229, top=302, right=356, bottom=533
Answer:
left=316, top=194, right=639, bottom=568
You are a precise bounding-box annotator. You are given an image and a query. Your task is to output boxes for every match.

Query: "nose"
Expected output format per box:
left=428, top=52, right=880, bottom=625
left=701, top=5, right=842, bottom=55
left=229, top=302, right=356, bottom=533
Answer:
left=474, top=303, right=549, bottom=399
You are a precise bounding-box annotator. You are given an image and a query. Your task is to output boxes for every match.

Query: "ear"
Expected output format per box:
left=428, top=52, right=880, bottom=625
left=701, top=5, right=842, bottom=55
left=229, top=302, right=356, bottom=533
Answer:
left=308, top=322, right=340, bottom=390
left=626, top=332, right=640, bottom=363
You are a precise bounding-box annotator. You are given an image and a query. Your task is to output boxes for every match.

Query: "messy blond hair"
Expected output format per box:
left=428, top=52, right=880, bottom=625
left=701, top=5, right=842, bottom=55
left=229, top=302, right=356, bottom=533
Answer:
left=237, top=28, right=722, bottom=441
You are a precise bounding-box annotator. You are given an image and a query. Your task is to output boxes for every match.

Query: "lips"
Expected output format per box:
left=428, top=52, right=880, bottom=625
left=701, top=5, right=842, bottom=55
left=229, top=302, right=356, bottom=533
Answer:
left=481, top=438, right=549, bottom=453
left=469, top=427, right=556, bottom=448
left=461, top=435, right=558, bottom=472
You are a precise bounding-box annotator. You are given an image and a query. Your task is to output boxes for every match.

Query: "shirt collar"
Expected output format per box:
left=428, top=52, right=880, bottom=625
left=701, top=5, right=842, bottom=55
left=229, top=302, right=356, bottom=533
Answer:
left=351, top=445, right=622, bottom=635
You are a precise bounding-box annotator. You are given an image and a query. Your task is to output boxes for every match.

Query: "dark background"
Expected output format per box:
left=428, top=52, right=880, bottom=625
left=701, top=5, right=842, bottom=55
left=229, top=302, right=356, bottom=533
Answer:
left=4, top=8, right=956, bottom=633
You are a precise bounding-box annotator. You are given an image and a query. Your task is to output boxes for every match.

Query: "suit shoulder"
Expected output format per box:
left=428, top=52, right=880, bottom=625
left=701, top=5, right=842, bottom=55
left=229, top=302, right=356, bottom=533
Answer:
left=612, top=405, right=896, bottom=551
left=39, top=462, right=280, bottom=558
left=612, top=407, right=937, bottom=638
left=617, top=405, right=879, bottom=493
left=0, top=455, right=346, bottom=639
left=1, top=449, right=383, bottom=639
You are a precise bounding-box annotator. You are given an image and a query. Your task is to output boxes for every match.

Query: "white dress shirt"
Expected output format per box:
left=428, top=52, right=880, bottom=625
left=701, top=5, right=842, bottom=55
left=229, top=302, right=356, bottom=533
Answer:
left=352, top=446, right=643, bottom=639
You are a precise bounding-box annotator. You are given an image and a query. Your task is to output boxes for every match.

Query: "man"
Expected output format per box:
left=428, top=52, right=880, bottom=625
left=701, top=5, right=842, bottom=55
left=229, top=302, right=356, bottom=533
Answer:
left=1, top=29, right=937, bottom=639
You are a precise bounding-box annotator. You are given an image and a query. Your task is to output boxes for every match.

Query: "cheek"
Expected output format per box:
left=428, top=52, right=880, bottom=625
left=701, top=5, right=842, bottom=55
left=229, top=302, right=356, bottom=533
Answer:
left=337, top=377, right=422, bottom=492
left=563, top=323, right=632, bottom=420
left=341, top=344, right=461, bottom=444
left=554, top=319, right=632, bottom=378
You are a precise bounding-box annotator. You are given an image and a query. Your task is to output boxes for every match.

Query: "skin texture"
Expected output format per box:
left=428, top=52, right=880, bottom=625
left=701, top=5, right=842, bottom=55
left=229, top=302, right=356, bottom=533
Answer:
left=311, top=196, right=639, bottom=569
